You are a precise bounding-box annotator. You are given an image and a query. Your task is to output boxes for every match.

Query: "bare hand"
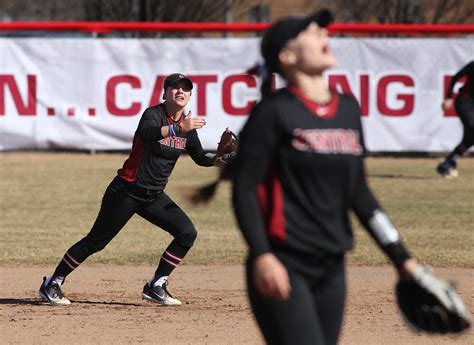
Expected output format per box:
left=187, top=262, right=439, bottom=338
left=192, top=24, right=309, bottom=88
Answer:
left=180, top=111, right=206, bottom=132
left=397, top=258, right=421, bottom=278
left=253, top=253, right=291, bottom=300
left=442, top=98, right=454, bottom=112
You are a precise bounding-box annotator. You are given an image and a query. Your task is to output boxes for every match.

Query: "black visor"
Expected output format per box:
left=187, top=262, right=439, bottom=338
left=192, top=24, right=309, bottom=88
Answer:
left=261, top=9, right=333, bottom=75
left=163, top=73, right=194, bottom=90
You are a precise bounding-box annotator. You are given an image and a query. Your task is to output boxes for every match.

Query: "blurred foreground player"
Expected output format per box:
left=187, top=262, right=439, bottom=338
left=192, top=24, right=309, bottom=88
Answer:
left=232, top=9, right=471, bottom=345
left=39, top=73, right=217, bottom=306
left=437, top=60, right=474, bottom=178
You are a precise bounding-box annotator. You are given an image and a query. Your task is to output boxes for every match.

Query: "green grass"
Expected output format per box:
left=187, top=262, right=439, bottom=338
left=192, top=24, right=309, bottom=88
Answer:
left=0, top=153, right=472, bottom=267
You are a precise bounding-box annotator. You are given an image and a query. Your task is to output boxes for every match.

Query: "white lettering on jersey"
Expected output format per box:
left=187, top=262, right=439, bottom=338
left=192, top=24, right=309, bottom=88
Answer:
left=292, top=129, right=363, bottom=155
left=159, top=136, right=187, bottom=149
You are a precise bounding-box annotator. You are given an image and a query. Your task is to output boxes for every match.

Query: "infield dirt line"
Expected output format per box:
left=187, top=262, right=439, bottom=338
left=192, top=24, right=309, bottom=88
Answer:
left=0, top=265, right=472, bottom=344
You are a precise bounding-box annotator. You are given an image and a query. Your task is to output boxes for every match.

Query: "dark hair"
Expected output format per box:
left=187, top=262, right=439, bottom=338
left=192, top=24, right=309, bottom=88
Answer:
left=260, top=75, right=273, bottom=99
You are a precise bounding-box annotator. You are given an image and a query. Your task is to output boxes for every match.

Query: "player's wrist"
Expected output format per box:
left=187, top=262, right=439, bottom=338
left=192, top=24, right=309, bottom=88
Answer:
left=253, top=252, right=276, bottom=267
left=397, top=258, right=419, bottom=278
left=168, top=123, right=182, bottom=137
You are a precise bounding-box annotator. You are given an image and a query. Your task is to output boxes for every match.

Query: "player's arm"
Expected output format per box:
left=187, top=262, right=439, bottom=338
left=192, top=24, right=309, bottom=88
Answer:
left=138, top=109, right=206, bottom=143
left=137, top=108, right=175, bottom=142
left=232, top=101, right=279, bottom=258
left=185, top=130, right=216, bottom=167
left=446, top=61, right=474, bottom=98
left=350, top=160, right=412, bottom=269
left=349, top=100, right=412, bottom=269
left=351, top=149, right=472, bottom=334
left=233, top=101, right=290, bottom=300
left=348, top=101, right=471, bottom=334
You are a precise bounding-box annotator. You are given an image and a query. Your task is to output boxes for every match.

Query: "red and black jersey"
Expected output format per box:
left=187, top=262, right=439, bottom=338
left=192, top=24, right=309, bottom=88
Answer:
left=233, top=86, right=382, bottom=258
left=117, top=103, right=214, bottom=191
left=447, top=61, right=474, bottom=98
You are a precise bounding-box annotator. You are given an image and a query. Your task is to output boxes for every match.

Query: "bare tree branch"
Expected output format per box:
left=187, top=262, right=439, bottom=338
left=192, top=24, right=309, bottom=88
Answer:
left=0, top=0, right=472, bottom=34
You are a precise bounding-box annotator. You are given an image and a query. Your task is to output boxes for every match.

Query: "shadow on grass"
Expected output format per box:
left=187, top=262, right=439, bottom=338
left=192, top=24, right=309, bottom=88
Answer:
left=368, top=174, right=438, bottom=180
left=0, top=298, right=140, bottom=307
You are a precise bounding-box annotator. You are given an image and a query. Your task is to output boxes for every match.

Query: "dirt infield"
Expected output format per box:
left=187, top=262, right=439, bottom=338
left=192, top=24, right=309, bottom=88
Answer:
left=0, top=265, right=472, bottom=344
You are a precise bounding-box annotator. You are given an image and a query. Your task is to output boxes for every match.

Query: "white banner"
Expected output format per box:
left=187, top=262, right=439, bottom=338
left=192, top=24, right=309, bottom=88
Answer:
left=0, top=37, right=472, bottom=152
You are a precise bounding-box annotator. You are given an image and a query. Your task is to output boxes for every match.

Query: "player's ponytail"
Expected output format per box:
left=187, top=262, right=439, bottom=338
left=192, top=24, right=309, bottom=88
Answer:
left=260, top=74, right=273, bottom=99
left=246, top=63, right=273, bottom=99
left=181, top=162, right=235, bottom=204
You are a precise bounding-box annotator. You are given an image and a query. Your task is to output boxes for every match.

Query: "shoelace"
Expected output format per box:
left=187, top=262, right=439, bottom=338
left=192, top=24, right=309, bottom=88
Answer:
left=162, top=280, right=175, bottom=298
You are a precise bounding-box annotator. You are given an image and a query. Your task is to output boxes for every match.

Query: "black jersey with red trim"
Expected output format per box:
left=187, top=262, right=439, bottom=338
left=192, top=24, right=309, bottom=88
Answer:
left=448, top=61, right=474, bottom=98
left=117, top=103, right=214, bottom=191
left=232, top=87, right=381, bottom=258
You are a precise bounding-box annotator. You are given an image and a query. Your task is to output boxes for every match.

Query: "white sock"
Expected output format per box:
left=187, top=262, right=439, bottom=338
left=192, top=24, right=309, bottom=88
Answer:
left=150, top=275, right=168, bottom=288
left=46, top=275, right=65, bottom=286
left=54, top=276, right=65, bottom=286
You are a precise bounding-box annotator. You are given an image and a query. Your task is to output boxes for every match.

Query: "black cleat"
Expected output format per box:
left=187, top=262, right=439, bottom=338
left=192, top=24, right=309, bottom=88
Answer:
left=38, top=276, right=71, bottom=306
left=436, top=161, right=458, bottom=179
left=142, top=280, right=181, bottom=306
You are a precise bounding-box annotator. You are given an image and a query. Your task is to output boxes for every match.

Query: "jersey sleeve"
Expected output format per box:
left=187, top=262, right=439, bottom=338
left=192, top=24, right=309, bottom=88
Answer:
left=185, top=130, right=215, bottom=167
left=349, top=98, right=411, bottom=267
left=447, top=61, right=474, bottom=98
left=137, top=108, right=166, bottom=143
left=232, top=100, right=281, bottom=259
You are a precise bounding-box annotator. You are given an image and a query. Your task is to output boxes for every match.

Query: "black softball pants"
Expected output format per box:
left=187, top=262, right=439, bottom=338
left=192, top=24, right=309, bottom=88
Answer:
left=58, top=176, right=197, bottom=273
left=246, top=249, right=346, bottom=345
left=445, top=94, right=474, bottom=164
left=456, top=94, right=474, bottom=147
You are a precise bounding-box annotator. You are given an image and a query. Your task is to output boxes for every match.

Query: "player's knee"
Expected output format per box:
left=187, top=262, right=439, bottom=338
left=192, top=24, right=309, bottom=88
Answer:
left=464, top=129, right=474, bottom=146
left=81, top=236, right=109, bottom=255
left=65, top=238, right=103, bottom=263
left=176, top=227, right=197, bottom=247
left=91, top=242, right=108, bottom=253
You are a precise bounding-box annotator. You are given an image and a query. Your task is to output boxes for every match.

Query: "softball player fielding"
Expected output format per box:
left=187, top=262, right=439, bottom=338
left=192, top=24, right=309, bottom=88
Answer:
left=39, top=73, right=216, bottom=306
left=437, top=60, right=474, bottom=178
left=232, top=9, right=470, bottom=344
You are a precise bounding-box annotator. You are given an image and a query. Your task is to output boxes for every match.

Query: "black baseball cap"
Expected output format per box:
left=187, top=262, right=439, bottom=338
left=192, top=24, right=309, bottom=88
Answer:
left=163, top=73, right=194, bottom=90
left=261, top=9, right=333, bottom=75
